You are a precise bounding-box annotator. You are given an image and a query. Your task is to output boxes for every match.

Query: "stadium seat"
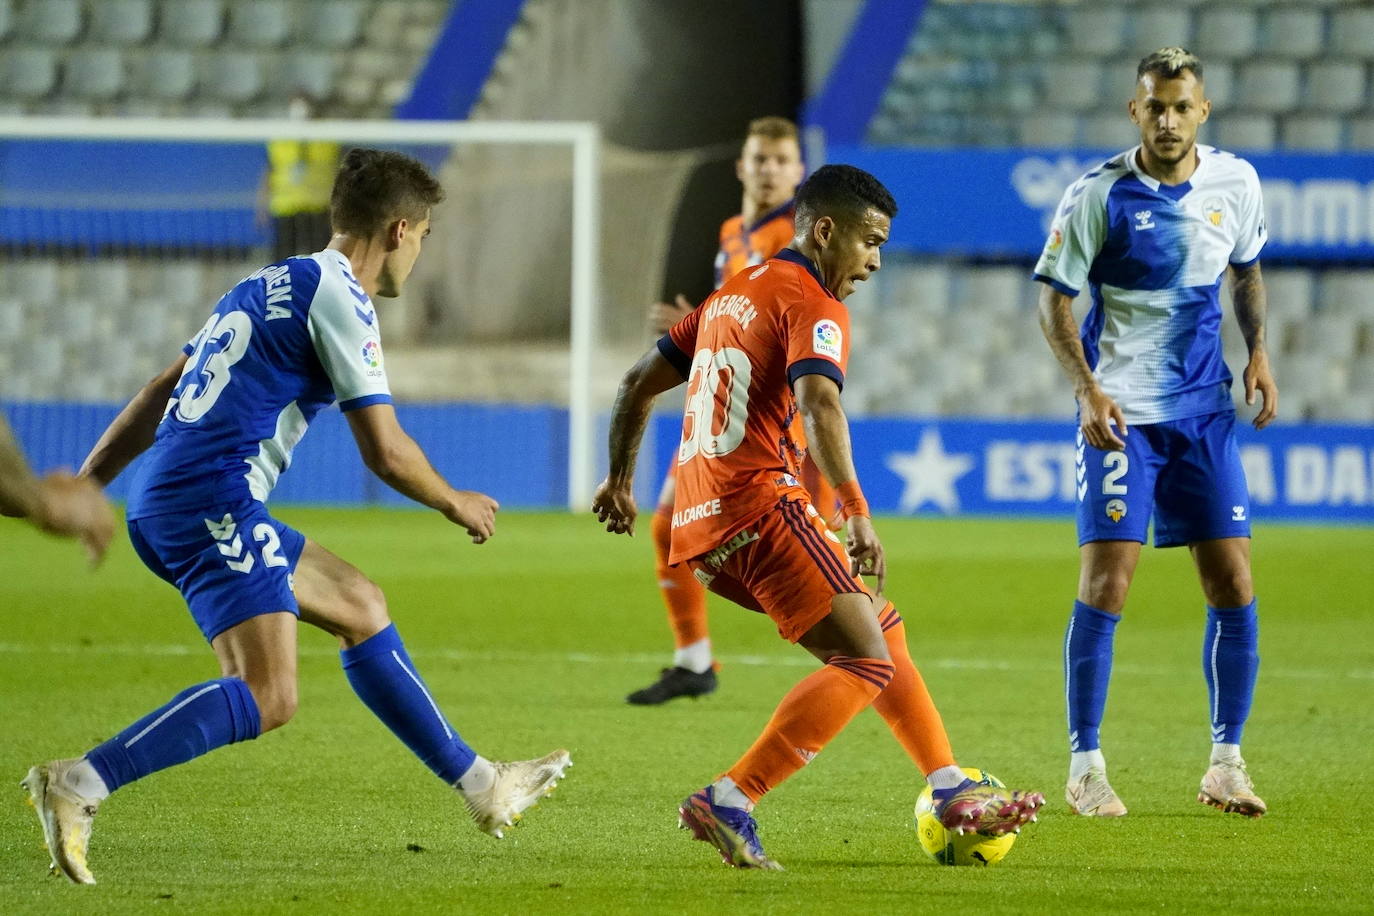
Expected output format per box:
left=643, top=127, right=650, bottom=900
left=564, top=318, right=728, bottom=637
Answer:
left=1303, top=61, right=1367, bottom=114
left=305, top=0, right=366, bottom=49
left=52, top=299, right=100, bottom=344
left=1261, top=268, right=1315, bottom=321
left=1258, top=7, right=1326, bottom=58
left=156, top=262, right=207, bottom=307
left=9, top=260, right=61, bottom=305
left=228, top=0, right=292, bottom=47
left=89, top=0, right=153, bottom=45
left=1199, top=60, right=1235, bottom=108
left=891, top=263, right=952, bottom=315
left=1080, top=114, right=1138, bottom=151
left=1194, top=8, right=1258, bottom=59
left=131, top=49, right=198, bottom=100
left=0, top=0, right=11, bottom=42
left=1234, top=62, right=1301, bottom=113
left=1066, top=7, right=1127, bottom=56
left=1329, top=8, right=1374, bottom=57
left=19, top=0, right=82, bottom=44
left=0, top=298, right=24, bottom=339
left=1019, top=114, right=1080, bottom=149
left=1053, top=59, right=1104, bottom=112
left=1319, top=271, right=1374, bottom=321
left=1, top=48, right=59, bottom=99
left=199, top=54, right=262, bottom=103
left=1348, top=117, right=1374, bottom=151
left=1129, top=7, right=1193, bottom=54
left=1211, top=115, right=1276, bottom=152
left=955, top=266, right=1026, bottom=316
left=1293, top=313, right=1361, bottom=361
left=62, top=49, right=125, bottom=101
left=77, top=259, right=132, bottom=304
left=159, top=0, right=224, bottom=47
left=1279, top=115, right=1345, bottom=152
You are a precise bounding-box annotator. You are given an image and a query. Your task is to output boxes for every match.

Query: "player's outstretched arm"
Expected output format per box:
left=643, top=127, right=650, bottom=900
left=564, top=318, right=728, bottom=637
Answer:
left=80, top=354, right=188, bottom=487
left=345, top=403, right=497, bottom=543
left=1230, top=261, right=1278, bottom=430
left=794, top=374, right=884, bottom=593
left=1, top=418, right=115, bottom=565
left=593, top=347, right=684, bottom=535
left=1036, top=283, right=1127, bottom=450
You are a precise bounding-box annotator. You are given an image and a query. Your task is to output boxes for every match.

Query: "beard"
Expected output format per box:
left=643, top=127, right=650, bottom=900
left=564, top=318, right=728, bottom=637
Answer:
left=1146, top=136, right=1194, bottom=167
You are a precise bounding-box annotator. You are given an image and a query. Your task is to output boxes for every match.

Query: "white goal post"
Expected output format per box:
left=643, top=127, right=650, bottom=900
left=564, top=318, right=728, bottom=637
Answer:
left=0, top=116, right=602, bottom=512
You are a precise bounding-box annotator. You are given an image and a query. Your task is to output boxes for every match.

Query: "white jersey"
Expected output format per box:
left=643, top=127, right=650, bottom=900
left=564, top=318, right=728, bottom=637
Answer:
left=1032, top=144, right=1266, bottom=424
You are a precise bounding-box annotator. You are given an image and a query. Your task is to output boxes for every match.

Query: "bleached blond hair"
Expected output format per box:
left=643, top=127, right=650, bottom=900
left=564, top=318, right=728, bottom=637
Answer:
left=1137, top=47, right=1203, bottom=81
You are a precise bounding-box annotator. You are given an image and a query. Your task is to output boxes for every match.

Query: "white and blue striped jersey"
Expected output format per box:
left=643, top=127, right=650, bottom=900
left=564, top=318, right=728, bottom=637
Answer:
left=126, top=249, right=392, bottom=519
left=1032, top=144, right=1266, bottom=424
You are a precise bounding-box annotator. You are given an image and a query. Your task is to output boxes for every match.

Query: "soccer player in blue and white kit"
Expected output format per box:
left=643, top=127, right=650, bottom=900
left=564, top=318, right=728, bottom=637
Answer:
left=22, top=149, right=570, bottom=885
left=1033, top=49, right=1277, bottom=819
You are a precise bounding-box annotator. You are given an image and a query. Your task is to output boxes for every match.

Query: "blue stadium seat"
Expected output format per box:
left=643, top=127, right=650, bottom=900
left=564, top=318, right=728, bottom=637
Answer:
left=1194, top=8, right=1258, bottom=59
left=19, top=0, right=82, bottom=44
left=0, top=48, right=58, bottom=99
left=1303, top=61, right=1367, bottom=114
left=89, top=0, right=154, bottom=45
left=62, top=49, right=126, bottom=101
left=1258, top=7, right=1326, bottom=58
left=160, top=0, right=224, bottom=47
left=228, top=0, right=292, bottom=48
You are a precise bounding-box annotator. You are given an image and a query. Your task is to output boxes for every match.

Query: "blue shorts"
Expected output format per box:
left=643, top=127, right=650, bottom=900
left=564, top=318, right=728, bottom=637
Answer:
left=1075, top=411, right=1251, bottom=548
left=128, top=501, right=306, bottom=643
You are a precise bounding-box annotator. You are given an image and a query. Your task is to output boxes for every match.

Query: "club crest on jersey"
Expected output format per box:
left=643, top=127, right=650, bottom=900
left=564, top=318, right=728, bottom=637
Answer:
left=1133, top=210, right=1155, bottom=230
left=1204, top=198, right=1224, bottom=227
left=813, top=320, right=842, bottom=360
left=749, top=264, right=769, bottom=280
left=1106, top=498, right=1127, bottom=522
left=360, top=338, right=381, bottom=373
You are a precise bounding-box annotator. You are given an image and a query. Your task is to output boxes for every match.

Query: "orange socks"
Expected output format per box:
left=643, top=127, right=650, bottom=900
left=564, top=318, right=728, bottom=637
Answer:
left=870, top=605, right=956, bottom=774
left=651, top=509, right=709, bottom=649
left=726, top=655, right=895, bottom=803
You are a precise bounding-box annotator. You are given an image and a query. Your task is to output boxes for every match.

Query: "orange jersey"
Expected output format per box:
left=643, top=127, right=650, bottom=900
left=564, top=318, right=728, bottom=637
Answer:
left=714, top=201, right=796, bottom=289
left=659, top=249, right=850, bottom=564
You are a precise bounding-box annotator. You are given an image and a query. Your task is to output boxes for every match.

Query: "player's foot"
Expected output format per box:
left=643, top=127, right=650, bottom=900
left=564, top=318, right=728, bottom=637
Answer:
left=461, top=750, right=572, bottom=838
left=21, top=759, right=101, bottom=885
left=678, top=786, right=782, bottom=870
left=932, top=778, right=1044, bottom=836
left=626, top=666, right=717, bottom=705
left=1066, top=768, right=1128, bottom=817
left=1198, top=760, right=1266, bottom=818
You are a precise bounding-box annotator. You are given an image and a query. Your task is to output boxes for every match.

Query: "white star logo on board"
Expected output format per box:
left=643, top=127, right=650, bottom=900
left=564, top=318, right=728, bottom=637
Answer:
left=884, top=428, right=975, bottom=514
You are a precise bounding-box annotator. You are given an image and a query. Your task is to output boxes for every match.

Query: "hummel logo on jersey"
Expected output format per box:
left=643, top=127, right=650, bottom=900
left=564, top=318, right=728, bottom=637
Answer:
left=205, top=513, right=255, bottom=573
left=354, top=303, right=376, bottom=327
left=1133, top=210, right=1155, bottom=230
left=1232, top=505, right=1247, bottom=521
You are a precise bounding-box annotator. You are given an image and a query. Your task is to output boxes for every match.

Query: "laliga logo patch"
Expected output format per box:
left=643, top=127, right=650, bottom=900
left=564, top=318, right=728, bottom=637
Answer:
left=812, top=319, right=842, bottom=360
left=360, top=338, right=381, bottom=369
left=749, top=264, right=769, bottom=280
left=1204, top=198, right=1224, bottom=227
left=1106, top=498, right=1127, bottom=522
left=1046, top=227, right=1063, bottom=251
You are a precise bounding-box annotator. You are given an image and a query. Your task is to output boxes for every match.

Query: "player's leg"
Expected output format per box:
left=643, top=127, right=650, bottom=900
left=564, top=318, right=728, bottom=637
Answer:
left=628, top=466, right=716, bottom=704
left=291, top=538, right=569, bottom=837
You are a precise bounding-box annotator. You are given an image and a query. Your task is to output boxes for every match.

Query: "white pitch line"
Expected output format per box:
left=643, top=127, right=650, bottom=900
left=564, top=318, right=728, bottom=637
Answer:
left=0, top=642, right=1369, bottom=682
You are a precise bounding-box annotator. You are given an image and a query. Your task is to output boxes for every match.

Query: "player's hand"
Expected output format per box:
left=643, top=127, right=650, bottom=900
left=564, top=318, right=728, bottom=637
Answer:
left=845, top=514, right=885, bottom=595
left=1243, top=348, right=1278, bottom=430
left=447, top=490, right=498, bottom=544
left=32, top=472, right=115, bottom=567
left=1077, top=385, right=1128, bottom=451
left=591, top=478, right=637, bottom=535
left=648, top=294, right=694, bottom=335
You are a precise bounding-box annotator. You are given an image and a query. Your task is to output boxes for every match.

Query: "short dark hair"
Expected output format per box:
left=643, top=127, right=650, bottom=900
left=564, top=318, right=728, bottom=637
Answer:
left=793, top=164, right=897, bottom=231
left=1137, top=47, right=1203, bottom=82
left=330, top=148, right=444, bottom=237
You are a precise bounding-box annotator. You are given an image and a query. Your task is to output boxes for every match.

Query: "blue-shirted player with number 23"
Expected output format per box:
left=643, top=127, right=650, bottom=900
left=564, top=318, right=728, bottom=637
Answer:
left=1034, top=48, right=1277, bottom=820
left=22, top=149, right=570, bottom=885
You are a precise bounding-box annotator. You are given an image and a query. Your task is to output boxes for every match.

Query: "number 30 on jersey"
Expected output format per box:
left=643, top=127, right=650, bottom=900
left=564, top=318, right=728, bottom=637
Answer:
left=678, top=347, right=752, bottom=464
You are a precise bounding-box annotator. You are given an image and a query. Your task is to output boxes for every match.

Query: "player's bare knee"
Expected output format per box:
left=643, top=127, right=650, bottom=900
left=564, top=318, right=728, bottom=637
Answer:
left=245, top=676, right=298, bottom=732
left=1081, top=568, right=1131, bottom=613
left=342, top=577, right=391, bottom=643
left=1203, top=570, right=1253, bottom=609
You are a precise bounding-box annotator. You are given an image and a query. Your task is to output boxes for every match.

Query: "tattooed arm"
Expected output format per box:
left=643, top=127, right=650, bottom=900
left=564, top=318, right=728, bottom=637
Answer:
left=1037, top=283, right=1126, bottom=450
left=1230, top=261, right=1278, bottom=429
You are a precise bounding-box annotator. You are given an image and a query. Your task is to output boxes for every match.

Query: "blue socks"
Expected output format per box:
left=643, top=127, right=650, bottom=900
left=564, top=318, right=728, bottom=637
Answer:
left=1204, top=599, right=1259, bottom=745
left=1064, top=600, right=1120, bottom=752
left=85, top=677, right=261, bottom=793
left=341, top=624, right=476, bottom=784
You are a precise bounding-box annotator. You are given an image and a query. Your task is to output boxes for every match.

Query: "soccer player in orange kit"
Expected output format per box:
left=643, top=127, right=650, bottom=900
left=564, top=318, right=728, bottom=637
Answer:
left=594, top=165, right=1043, bottom=869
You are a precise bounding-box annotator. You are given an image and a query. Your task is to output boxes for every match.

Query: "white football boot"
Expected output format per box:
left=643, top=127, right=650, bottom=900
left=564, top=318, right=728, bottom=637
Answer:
left=21, top=759, right=101, bottom=884
left=1198, top=760, right=1266, bottom=817
left=1066, top=768, right=1128, bottom=817
left=461, top=750, right=571, bottom=838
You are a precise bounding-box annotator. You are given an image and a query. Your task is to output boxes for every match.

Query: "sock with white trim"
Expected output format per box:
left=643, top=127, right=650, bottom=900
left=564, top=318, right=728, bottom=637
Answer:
left=341, top=624, right=477, bottom=784
left=1065, top=601, right=1120, bottom=754
left=84, top=677, right=260, bottom=794
left=1204, top=599, right=1259, bottom=747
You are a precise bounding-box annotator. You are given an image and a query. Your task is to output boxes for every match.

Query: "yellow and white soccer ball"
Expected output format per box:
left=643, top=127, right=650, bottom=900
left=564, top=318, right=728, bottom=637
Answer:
left=914, top=767, right=1018, bottom=866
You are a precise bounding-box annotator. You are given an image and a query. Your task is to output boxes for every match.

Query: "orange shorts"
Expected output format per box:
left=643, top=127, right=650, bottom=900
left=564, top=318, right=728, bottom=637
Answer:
left=685, top=495, right=872, bottom=643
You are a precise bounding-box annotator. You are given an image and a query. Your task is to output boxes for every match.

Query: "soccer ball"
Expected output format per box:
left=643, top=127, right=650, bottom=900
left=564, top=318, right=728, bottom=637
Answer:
left=913, top=767, right=1018, bottom=866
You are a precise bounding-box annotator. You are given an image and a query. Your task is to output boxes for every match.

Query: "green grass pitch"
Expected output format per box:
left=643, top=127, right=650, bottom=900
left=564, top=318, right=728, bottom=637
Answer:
left=2, top=508, right=1371, bottom=914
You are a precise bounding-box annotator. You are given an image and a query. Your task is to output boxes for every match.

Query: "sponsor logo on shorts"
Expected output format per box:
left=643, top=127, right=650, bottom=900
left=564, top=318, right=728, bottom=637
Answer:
left=1232, top=505, right=1247, bottom=521
left=702, top=528, right=759, bottom=569
left=1106, top=498, right=1127, bottom=522
left=672, top=497, right=722, bottom=528
left=692, top=568, right=716, bottom=586
left=813, top=320, right=842, bottom=360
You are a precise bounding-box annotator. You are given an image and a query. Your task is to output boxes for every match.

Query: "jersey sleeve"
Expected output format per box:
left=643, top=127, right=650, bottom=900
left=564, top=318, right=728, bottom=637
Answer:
left=658, top=305, right=702, bottom=379
left=306, top=277, right=393, bottom=412
left=784, top=289, right=849, bottom=391
left=1032, top=176, right=1107, bottom=297
left=1230, top=161, right=1267, bottom=266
